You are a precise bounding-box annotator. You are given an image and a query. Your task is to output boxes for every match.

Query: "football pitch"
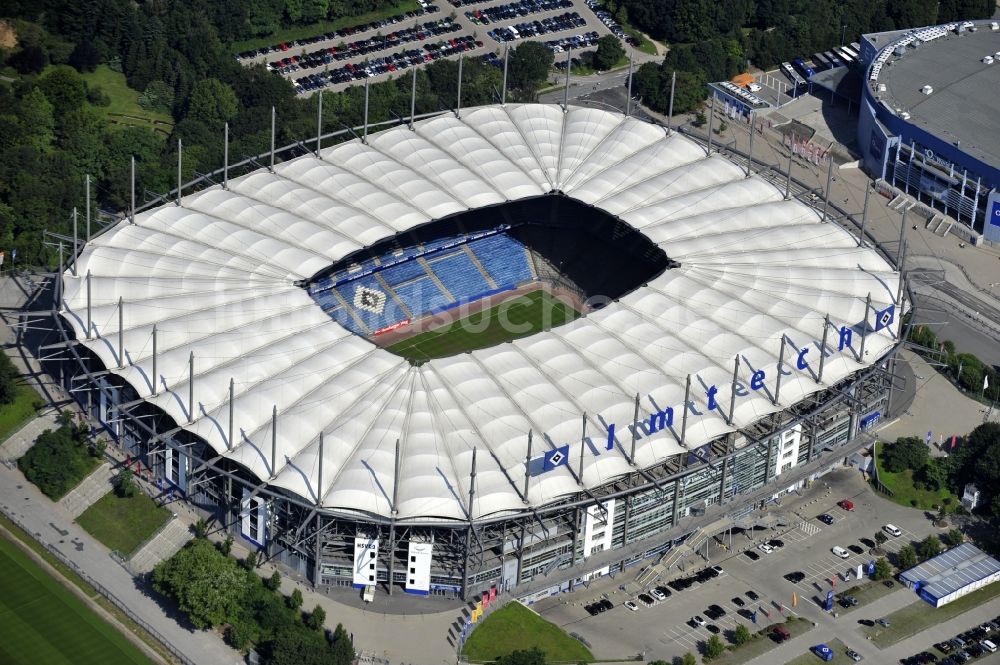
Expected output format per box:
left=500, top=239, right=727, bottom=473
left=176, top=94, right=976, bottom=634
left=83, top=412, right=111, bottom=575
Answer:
left=0, top=533, right=153, bottom=665
left=388, top=290, right=580, bottom=361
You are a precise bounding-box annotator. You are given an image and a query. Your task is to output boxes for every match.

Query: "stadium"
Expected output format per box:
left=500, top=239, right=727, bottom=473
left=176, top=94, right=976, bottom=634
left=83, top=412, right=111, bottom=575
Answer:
left=46, top=103, right=901, bottom=600
left=857, top=19, right=1000, bottom=243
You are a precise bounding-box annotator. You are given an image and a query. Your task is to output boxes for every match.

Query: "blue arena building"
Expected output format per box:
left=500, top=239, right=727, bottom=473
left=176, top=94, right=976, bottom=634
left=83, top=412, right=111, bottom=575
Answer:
left=857, top=20, right=1000, bottom=243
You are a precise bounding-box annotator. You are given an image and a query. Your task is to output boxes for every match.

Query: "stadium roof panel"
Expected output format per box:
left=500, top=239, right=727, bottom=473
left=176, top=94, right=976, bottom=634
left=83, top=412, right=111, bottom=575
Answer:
left=870, top=25, right=1000, bottom=172
left=62, top=104, right=899, bottom=523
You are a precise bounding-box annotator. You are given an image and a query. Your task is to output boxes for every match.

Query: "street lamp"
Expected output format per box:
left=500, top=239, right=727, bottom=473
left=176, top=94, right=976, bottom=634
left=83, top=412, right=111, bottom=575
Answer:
left=841, top=25, right=847, bottom=45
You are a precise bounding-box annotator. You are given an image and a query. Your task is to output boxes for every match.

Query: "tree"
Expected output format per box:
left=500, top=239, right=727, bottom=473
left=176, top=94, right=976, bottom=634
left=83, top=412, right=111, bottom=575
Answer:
left=18, top=425, right=95, bottom=499
left=704, top=633, right=725, bottom=660
left=267, top=626, right=332, bottom=665
left=38, top=65, right=87, bottom=119
left=874, top=531, right=888, bottom=547
left=679, top=655, right=698, bottom=665
left=68, top=41, right=101, bottom=72
left=873, top=558, right=892, bottom=581
left=918, top=534, right=943, bottom=560
left=732, top=623, right=751, bottom=646
left=305, top=604, right=325, bottom=631
left=896, top=544, right=918, bottom=570
left=288, top=587, right=303, bottom=610
left=881, top=436, right=928, bottom=473
left=264, top=570, right=282, bottom=592
left=151, top=538, right=252, bottom=629
left=8, top=45, right=49, bottom=74
left=330, top=623, right=354, bottom=665
left=185, top=78, right=239, bottom=127
left=496, top=648, right=545, bottom=665
left=594, top=34, right=625, bottom=71
left=506, top=41, right=554, bottom=95
left=943, top=528, right=965, bottom=547
left=0, top=351, right=21, bottom=405
left=115, top=467, right=138, bottom=498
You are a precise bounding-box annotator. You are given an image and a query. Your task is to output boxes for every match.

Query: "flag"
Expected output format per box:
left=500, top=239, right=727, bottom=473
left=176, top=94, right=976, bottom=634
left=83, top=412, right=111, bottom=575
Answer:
left=10, top=248, right=15, bottom=261
left=868, top=560, right=876, bottom=576
left=957, top=362, right=963, bottom=380
left=543, top=445, right=570, bottom=472
left=857, top=564, right=863, bottom=579
left=483, top=593, right=489, bottom=610
left=490, top=587, right=497, bottom=602
left=792, top=592, right=798, bottom=608
left=985, top=375, right=990, bottom=391
left=825, top=590, right=834, bottom=611
left=875, top=304, right=895, bottom=331
left=751, top=610, right=758, bottom=624
left=831, top=576, right=836, bottom=588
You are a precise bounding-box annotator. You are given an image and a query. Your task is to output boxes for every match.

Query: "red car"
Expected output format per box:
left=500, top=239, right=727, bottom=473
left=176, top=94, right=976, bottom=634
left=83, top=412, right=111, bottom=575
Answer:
left=838, top=499, right=855, bottom=511
left=279, top=42, right=289, bottom=51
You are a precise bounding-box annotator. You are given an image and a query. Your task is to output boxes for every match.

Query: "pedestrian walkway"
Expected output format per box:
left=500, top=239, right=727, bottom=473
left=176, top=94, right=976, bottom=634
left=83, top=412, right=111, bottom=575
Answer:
left=130, top=517, right=194, bottom=574
left=59, top=462, right=114, bottom=518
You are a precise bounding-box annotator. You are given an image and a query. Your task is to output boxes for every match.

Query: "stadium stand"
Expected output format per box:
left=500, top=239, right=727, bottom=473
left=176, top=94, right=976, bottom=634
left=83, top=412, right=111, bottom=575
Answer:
left=310, top=229, right=538, bottom=336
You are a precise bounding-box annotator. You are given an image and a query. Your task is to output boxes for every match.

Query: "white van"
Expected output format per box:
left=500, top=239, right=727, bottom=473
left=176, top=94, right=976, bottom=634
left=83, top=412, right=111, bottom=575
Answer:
left=983, top=640, right=998, bottom=653
left=883, top=524, right=902, bottom=537
left=832, top=546, right=850, bottom=559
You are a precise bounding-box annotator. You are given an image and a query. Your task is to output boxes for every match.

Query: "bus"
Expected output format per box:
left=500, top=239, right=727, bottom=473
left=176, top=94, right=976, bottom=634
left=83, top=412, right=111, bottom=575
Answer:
left=839, top=45, right=859, bottom=62
left=792, top=57, right=815, bottom=79
left=812, top=52, right=831, bottom=69
left=780, top=61, right=805, bottom=86
left=824, top=50, right=844, bottom=67
left=834, top=47, right=855, bottom=65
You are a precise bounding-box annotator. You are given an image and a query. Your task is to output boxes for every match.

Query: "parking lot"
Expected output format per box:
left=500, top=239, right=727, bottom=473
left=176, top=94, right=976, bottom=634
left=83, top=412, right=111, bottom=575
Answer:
left=236, top=0, right=632, bottom=95
left=532, top=467, right=967, bottom=662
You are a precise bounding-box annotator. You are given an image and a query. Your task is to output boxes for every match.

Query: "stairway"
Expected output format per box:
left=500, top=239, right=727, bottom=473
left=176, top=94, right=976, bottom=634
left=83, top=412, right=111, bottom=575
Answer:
left=59, top=463, right=114, bottom=518
left=129, top=517, right=194, bottom=573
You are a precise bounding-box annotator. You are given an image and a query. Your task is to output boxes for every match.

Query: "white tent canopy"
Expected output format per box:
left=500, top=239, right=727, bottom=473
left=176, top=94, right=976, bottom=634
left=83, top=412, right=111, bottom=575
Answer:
left=61, top=104, right=899, bottom=523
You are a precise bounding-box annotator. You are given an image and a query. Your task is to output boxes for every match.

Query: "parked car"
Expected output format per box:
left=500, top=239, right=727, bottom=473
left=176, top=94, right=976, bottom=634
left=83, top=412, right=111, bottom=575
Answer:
left=876, top=617, right=891, bottom=627
left=767, top=539, right=785, bottom=549
left=784, top=571, right=806, bottom=583
left=731, top=596, right=746, bottom=607
left=599, top=599, right=613, bottom=611
left=818, top=513, right=835, bottom=525
left=744, top=550, right=760, bottom=561
left=840, top=595, right=858, bottom=607
left=624, top=600, right=638, bottom=611
left=832, top=546, right=851, bottom=559
left=772, top=625, right=791, bottom=643
left=849, top=544, right=865, bottom=555
left=746, top=590, right=760, bottom=601
left=758, top=543, right=775, bottom=554
left=846, top=648, right=862, bottom=661
left=637, top=593, right=655, bottom=606
left=838, top=499, right=855, bottom=511
left=690, top=615, right=706, bottom=627
left=653, top=586, right=672, bottom=600
left=706, top=624, right=721, bottom=634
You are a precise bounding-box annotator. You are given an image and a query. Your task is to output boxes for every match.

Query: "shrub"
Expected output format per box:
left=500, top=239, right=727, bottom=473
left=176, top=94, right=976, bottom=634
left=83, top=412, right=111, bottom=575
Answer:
left=704, top=634, right=725, bottom=660
left=225, top=618, right=257, bottom=651
left=305, top=604, right=325, bottom=631
left=873, top=558, right=892, bottom=581
left=18, top=425, right=96, bottom=498
left=732, top=623, right=751, bottom=646
left=264, top=570, right=282, bottom=592
left=288, top=588, right=303, bottom=610
left=114, top=467, right=138, bottom=498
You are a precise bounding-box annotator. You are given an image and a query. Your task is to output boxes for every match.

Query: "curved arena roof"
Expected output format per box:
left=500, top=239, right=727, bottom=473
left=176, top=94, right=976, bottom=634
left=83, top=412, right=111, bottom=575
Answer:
left=60, top=104, right=899, bottom=523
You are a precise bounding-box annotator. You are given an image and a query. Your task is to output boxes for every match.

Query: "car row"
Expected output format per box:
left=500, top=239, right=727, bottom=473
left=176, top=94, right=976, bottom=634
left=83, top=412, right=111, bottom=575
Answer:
left=275, top=17, right=461, bottom=74
left=688, top=589, right=763, bottom=636
left=926, top=618, right=1000, bottom=664
left=236, top=6, right=440, bottom=61
left=466, top=0, right=573, bottom=26
left=543, top=30, right=601, bottom=54
left=292, top=36, right=482, bottom=91
left=583, top=0, right=640, bottom=47
left=487, top=12, right=587, bottom=43
left=584, top=598, right=614, bottom=615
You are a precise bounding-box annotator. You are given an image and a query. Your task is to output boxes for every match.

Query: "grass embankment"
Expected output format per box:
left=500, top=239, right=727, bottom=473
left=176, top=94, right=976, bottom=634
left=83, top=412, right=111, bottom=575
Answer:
left=874, top=440, right=957, bottom=510
left=230, top=0, right=421, bottom=53
left=866, top=581, right=1000, bottom=647
left=462, top=601, right=593, bottom=662
left=0, top=381, right=42, bottom=444
left=0, top=531, right=154, bottom=665
left=834, top=579, right=898, bottom=613
left=77, top=491, right=171, bottom=556
left=80, top=65, right=173, bottom=135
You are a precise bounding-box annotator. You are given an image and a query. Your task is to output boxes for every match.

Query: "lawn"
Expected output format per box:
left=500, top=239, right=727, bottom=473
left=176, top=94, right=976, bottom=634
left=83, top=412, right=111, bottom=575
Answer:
left=867, top=581, right=1000, bottom=647
left=462, top=601, right=593, bottom=662
left=785, top=639, right=860, bottom=665
left=230, top=0, right=420, bottom=53
left=80, top=65, right=173, bottom=135
left=873, top=440, right=957, bottom=510
left=0, top=381, right=41, bottom=444
left=387, top=289, right=579, bottom=361
left=0, top=532, right=154, bottom=665
left=76, top=490, right=171, bottom=556
left=712, top=617, right=813, bottom=665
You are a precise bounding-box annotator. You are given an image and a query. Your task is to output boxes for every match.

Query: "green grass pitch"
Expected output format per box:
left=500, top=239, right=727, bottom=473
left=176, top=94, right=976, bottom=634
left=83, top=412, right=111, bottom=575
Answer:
left=387, top=290, right=580, bottom=361
left=0, top=533, right=154, bottom=665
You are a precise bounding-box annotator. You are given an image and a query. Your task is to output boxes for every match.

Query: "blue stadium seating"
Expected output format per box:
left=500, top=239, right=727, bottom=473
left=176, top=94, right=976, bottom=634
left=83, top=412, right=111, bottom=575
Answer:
left=311, top=230, right=537, bottom=336
left=428, top=252, right=491, bottom=299
left=470, top=235, right=533, bottom=288
left=392, top=277, right=450, bottom=314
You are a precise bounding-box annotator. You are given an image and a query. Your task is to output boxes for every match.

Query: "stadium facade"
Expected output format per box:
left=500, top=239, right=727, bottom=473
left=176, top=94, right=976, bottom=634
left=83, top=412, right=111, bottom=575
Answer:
left=46, top=104, right=901, bottom=600
left=857, top=19, right=1000, bottom=243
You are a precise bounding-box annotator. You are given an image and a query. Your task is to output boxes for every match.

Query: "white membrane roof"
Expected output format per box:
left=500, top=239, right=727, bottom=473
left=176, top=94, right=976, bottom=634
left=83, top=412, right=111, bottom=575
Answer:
left=61, top=104, right=899, bottom=523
